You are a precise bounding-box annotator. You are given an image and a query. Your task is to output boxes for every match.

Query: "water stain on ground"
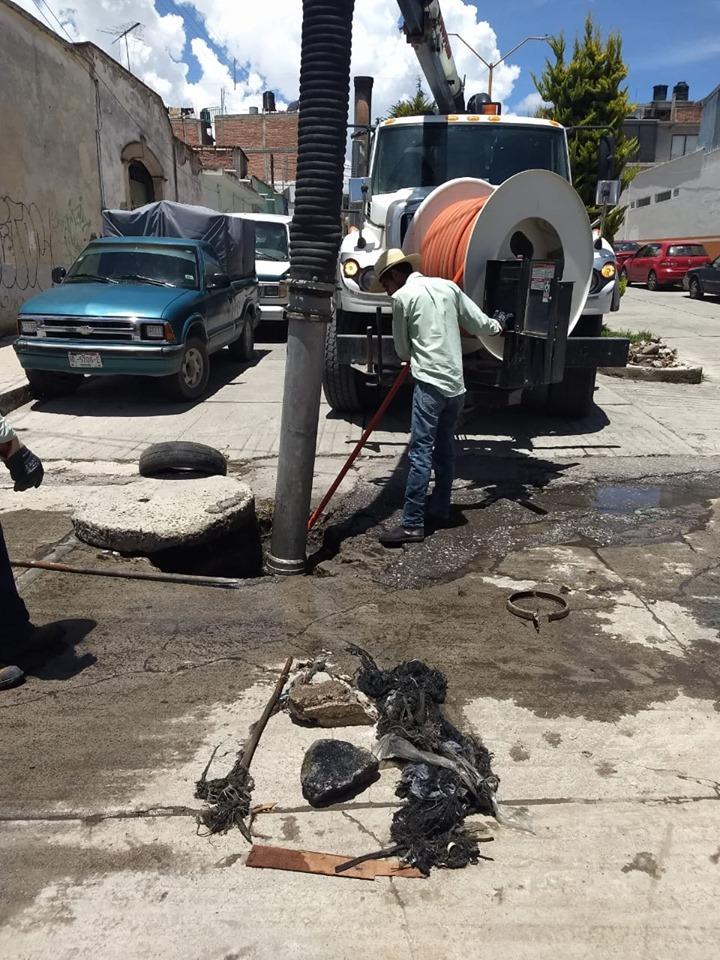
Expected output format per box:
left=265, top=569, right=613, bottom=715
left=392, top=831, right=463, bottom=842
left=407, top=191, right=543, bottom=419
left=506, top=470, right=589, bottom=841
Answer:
left=622, top=852, right=663, bottom=880
left=543, top=731, right=562, bottom=747
left=595, top=761, right=618, bottom=778
left=509, top=742, right=530, bottom=762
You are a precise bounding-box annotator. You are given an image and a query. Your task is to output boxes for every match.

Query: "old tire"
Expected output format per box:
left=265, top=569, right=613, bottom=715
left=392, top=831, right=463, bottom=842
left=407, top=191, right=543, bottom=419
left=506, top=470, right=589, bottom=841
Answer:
left=228, top=312, right=255, bottom=361
left=139, top=441, right=227, bottom=478
left=689, top=277, right=704, bottom=300
left=163, top=337, right=209, bottom=402
left=26, top=369, right=82, bottom=400
left=322, top=313, right=367, bottom=413
left=647, top=270, right=659, bottom=291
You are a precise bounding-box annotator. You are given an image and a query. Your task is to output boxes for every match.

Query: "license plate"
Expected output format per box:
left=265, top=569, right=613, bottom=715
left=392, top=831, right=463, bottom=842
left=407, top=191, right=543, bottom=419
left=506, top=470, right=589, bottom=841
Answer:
left=68, top=351, right=102, bottom=369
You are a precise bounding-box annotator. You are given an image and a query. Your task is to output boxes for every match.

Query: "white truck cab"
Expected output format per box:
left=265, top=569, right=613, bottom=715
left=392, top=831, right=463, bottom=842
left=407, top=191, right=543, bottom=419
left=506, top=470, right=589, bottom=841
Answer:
left=233, top=213, right=291, bottom=323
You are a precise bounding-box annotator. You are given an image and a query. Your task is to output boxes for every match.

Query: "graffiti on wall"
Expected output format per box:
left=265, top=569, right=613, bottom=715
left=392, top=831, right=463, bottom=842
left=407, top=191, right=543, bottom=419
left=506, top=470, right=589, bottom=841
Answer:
left=0, top=195, right=94, bottom=326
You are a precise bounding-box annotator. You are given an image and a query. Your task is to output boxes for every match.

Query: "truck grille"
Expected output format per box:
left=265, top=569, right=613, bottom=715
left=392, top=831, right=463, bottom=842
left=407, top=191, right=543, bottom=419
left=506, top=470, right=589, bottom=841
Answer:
left=589, top=269, right=601, bottom=294
left=38, top=317, right=138, bottom=341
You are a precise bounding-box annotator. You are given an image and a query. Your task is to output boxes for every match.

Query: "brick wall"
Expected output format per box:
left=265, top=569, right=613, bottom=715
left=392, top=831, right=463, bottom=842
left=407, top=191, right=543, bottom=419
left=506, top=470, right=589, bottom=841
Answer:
left=170, top=117, right=203, bottom=146
left=194, top=147, right=249, bottom=179
left=672, top=102, right=703, bottom=123
left=214, top=113, right=298, bottom=183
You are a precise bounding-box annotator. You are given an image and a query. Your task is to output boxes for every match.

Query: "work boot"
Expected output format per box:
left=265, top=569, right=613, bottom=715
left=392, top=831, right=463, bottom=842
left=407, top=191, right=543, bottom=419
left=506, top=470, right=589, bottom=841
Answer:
left=379, top=525, right=425, bottom=547
left=0, top=664, right=25, bottom=690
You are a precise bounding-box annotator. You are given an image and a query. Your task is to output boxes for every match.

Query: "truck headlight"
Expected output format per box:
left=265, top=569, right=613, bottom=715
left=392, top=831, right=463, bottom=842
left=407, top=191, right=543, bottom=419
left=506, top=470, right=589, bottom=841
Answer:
left=142, top=322, right=174, bottom=341
left=278, top=281, right=288, bottom=299
left=601, top=263, right=616, bottom=279
left=342, top=259, right=360, bottom=279
left=18, top=318, right=38, bottom=336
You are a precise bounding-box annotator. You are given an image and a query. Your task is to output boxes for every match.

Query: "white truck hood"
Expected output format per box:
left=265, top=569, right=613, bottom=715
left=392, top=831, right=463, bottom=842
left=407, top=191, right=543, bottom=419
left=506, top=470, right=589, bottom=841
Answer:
left=256, top=259, right=289, bottom=282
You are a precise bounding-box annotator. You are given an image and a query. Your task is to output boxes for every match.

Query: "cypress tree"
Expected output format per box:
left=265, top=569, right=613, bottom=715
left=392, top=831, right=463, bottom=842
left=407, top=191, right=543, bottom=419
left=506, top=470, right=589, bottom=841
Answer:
left=533, top=15, right=638, bottom=238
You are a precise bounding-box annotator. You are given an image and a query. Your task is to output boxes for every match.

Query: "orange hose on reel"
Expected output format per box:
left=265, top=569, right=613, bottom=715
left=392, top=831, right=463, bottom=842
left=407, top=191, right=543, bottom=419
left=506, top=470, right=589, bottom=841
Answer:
left=420, top=196, right=489, bottom=288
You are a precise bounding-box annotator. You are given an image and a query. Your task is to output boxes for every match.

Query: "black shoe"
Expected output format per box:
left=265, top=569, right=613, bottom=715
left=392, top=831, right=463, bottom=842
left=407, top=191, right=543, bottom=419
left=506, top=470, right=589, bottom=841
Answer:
left=0, top=664, right=25, bottom=690
left=379, top=525, right=425, bottom=547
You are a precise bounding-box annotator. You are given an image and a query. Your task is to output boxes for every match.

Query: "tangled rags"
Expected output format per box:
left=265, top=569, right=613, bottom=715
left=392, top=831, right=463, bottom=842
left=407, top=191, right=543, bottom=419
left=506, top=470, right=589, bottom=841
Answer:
left=349, top=644, right=499, bottom=874
left=195, top=745, right=254, bottom=838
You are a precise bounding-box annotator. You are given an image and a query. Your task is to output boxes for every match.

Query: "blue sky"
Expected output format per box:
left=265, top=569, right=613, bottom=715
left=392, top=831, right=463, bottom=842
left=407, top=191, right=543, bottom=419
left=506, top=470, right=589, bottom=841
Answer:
left=155, top=0, right=720, bottom=109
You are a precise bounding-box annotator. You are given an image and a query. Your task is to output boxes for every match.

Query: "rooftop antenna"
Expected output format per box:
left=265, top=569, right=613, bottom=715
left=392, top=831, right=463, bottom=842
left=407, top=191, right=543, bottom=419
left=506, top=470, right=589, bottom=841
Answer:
left=100, top=21, right=142, bottom=72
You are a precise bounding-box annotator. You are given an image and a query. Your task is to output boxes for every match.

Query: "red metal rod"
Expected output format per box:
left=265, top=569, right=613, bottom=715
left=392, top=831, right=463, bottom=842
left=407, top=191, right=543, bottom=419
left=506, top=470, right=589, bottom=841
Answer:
left=307, top=363, right=410, bottom=532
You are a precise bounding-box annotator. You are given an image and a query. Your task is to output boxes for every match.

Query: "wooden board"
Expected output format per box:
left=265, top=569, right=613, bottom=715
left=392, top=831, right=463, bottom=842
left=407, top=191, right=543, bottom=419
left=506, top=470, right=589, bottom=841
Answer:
left=245, top=844, right=424, bottom=881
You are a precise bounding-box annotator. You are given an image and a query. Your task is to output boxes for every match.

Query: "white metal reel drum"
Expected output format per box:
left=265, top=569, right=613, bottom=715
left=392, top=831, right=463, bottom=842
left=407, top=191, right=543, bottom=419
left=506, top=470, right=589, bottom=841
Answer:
left=463, top=169, right=594, bottom=360
left=402, top=177, right=495, bottom=256
left=403, top=178, right=495, bottom=354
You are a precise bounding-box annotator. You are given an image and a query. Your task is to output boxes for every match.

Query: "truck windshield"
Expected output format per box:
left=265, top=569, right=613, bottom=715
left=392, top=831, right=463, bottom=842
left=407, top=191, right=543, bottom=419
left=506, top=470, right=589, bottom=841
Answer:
left=371, top=123, right=570, bottom=193
left=255, top=223, right=289, bottom=262
left=65, top=244, right=199, bottom=288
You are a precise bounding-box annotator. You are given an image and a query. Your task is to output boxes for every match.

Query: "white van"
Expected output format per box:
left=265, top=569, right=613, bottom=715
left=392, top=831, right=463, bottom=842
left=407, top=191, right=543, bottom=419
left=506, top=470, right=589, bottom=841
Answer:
left=233, top=213, right=290, bottom=322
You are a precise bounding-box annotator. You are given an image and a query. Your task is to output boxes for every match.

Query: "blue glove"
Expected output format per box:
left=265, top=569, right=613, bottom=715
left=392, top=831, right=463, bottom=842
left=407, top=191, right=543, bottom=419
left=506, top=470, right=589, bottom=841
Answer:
left=493, top=310, right=514, bottom=333
left=6, top=446, right=44, bottom=492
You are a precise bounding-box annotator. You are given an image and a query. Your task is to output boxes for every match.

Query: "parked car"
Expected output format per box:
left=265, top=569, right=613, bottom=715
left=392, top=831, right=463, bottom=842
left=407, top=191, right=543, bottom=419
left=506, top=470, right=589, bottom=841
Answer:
left=233, top=213, right=290, bottom=323
left=623, top=241, right=710, bottom=290
left=15, top=236, right=259, bottom=402
left=613, top=241, right=639, bottom=273
left=683, top=254, right=720, bottom=299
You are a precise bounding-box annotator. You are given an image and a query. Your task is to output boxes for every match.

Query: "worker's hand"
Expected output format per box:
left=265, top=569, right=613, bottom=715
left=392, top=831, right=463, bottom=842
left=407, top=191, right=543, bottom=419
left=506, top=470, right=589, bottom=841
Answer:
left=5, top=445, right=44, bottom=492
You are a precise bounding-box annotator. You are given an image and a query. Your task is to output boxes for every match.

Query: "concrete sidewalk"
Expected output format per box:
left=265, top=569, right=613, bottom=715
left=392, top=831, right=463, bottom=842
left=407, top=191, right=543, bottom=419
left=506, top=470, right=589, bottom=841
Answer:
left=0, top=336, right=29, bottom=415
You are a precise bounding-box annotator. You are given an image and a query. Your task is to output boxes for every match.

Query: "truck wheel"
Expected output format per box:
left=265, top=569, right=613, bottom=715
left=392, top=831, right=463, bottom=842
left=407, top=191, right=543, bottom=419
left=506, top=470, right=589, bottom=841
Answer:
left=546, top=313, right=601, bottom=418
left=163, top=337, right=209, bottom=402
left=228, top=313, right=255, bottom=361
left=139, top=441, right=227, bottom=478
left=26, top=369, right=82, bottom=400
left=689, top=277, right=704, bottom=300
left=322, top=313, right=367, bottom=413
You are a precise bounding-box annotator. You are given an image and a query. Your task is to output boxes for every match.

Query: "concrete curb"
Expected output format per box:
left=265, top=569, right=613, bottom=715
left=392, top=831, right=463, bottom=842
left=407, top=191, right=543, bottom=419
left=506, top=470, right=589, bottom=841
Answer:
left=600, top=364, right=703, bottom=384
left=0, top=381, right=31, bottom=416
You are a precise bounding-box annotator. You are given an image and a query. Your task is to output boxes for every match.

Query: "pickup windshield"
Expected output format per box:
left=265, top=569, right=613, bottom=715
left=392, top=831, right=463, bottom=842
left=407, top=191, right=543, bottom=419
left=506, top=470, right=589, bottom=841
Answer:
left=255, top=223, right=289, bottom=262
left=65, top=244, right=199, bottom=288
left=371, top=123, right=570, bottom=193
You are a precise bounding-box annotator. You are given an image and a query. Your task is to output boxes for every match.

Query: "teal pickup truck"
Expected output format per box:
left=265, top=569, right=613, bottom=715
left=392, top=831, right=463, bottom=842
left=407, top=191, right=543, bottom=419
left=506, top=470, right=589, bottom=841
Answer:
left=14, top=203, right=259, bottom=402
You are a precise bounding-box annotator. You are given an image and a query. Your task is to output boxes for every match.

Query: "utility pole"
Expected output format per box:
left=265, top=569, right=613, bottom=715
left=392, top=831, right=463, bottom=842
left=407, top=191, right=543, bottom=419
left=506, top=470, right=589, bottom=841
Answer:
left=448, top=33, right=549, bottom=100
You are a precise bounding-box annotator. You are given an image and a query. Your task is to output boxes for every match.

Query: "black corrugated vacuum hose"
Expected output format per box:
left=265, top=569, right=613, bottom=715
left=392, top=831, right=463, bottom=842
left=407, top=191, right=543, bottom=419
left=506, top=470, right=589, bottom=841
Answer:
left=288, top=0, right=355, bottom=299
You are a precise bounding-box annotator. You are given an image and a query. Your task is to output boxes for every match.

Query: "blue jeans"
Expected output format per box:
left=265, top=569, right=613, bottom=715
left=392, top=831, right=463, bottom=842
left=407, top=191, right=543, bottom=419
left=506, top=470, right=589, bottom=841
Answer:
left=402, top=381, right=464, bottom=529
left=1, top=522, right=29, bottom=642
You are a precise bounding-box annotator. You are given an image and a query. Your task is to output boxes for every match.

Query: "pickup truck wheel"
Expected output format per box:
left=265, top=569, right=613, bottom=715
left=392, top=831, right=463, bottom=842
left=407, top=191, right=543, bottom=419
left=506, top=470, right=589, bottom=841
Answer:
left=228, top=314, right=254, bottom=361
left=139, top=441, right=227, bottom=478
left=164, top=337, right=209, bottom=402
left=26, top=369, right=82, bottom=400
left=322, top=313, right=367, bottom=413
left=689, top=277, right=704, bottom=300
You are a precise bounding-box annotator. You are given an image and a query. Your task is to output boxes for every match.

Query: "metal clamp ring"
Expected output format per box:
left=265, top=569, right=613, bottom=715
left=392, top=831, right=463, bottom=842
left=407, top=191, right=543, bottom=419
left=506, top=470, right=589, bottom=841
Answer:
left=506, top=589, right=569, bottom=631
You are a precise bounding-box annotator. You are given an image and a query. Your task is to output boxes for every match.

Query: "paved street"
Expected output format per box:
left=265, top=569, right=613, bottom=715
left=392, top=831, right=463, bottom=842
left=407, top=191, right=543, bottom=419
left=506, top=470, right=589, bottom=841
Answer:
left=2, top=290, right=720, bottom=959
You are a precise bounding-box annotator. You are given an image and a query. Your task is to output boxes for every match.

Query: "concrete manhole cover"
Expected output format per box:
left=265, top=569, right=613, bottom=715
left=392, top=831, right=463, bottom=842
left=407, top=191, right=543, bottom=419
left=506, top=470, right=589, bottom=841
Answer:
left=73, top=476, right=255, bottom=554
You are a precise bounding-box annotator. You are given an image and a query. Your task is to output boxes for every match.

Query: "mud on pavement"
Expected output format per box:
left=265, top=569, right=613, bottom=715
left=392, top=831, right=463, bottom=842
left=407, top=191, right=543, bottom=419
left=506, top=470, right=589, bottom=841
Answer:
left=1, top=454, right=720, bottom=957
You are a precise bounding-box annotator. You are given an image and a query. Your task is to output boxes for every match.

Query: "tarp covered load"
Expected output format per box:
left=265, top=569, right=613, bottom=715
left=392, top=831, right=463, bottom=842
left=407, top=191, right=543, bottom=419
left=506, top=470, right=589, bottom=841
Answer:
left=102, top=201, right=256, bottom=280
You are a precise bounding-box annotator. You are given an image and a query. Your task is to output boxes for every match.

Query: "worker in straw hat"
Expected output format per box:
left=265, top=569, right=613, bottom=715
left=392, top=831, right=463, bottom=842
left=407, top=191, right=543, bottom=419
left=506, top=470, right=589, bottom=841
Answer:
left=372, top=248, right=504, bottom=547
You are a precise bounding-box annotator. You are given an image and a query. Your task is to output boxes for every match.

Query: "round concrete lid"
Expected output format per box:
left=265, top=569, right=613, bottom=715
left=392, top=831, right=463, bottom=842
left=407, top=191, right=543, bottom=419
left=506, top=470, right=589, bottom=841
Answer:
left=73, top=475, right=254, bottom=554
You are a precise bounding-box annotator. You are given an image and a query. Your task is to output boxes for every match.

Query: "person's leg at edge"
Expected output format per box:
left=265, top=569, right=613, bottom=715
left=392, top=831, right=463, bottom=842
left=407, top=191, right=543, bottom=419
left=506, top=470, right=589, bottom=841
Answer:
left=428, top=392, right=464, bottom=520
left=401, top=381, right=444, bottom=529
left=0, top=522, right=29, bottom=689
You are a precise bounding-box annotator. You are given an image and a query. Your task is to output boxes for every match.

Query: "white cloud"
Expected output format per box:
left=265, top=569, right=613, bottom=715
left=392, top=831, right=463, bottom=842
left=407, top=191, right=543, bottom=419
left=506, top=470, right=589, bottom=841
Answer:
left=15, top=0, right=521, bottom=119
left=509, top=90, right=549, bottom=117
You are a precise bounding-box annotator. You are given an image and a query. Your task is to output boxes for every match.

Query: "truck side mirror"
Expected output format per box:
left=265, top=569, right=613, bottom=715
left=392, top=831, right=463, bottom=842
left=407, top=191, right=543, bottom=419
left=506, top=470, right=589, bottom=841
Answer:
left=51, top=266, right=66, bottom=284
left=349, top=177, right=370, bottom=204
left=208, top=272, right=230, bottom=289
left=597, top=134, right=615, bottom=181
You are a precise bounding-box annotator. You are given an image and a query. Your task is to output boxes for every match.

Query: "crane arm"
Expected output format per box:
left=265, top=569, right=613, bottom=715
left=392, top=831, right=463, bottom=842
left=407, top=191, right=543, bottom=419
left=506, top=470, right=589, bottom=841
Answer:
left=397, top=0, right=465, bottom=113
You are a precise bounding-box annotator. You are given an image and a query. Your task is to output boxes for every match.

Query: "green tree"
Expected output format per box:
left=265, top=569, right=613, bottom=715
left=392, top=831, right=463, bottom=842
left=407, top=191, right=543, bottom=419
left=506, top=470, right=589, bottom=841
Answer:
left=388, top=80, right=436, bottom=118
left=533, top=15, right=638, bottom=238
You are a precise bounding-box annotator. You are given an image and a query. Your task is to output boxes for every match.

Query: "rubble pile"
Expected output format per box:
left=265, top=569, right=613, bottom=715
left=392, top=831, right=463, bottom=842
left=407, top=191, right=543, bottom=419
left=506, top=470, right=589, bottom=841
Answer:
left=628, top=337, right=682, bottom=369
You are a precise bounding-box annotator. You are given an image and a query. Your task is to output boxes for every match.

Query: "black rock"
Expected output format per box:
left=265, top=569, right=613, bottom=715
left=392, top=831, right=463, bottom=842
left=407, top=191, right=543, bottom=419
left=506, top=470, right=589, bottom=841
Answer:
left=301, top=739, right=380, bottom=808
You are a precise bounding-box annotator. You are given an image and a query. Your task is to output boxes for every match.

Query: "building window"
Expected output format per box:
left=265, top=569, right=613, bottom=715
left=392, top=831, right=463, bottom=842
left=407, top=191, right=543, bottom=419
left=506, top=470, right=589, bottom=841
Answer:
left=671, top=134, right=698, bottom=159
left=129, top=162, right=155, bottom=209
left=655, top=190, right=672, bottom=203
left=636, top=196, right=651, bottom=208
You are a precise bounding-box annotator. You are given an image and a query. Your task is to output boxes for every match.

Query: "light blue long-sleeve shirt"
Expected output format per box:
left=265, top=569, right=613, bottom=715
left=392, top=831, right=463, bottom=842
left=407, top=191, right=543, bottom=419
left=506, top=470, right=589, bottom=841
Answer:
left=0, top=413, right=15, bottom=444
left=391, top=272, right=502, bottom=398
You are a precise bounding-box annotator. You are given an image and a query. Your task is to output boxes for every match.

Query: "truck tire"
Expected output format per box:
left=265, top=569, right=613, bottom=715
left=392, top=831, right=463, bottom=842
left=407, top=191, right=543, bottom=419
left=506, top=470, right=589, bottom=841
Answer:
left=163, top=337, right=210, bottom=402
left=228, top=312, right=255, bottom=361
left=139, top=441, right=227, bottom=478
left=26, top=369, right=82, bottom=400
left=546, top=313, right=601, bottom=418
left=322, top=313, right=367, bottom=412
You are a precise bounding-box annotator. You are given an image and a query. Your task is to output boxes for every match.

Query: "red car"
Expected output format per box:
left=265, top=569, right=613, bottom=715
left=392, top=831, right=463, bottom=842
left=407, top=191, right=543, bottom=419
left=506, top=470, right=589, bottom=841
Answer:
left=613, top=240, right=640, bottom=272
left=623, top=241, right=710, bottom=290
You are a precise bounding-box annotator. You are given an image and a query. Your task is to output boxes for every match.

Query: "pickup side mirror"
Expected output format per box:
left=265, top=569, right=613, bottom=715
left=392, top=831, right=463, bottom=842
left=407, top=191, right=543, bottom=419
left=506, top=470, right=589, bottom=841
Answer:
left=207, top=272, right=230, bottom=289
left=51, top=266, right=66, bottom=284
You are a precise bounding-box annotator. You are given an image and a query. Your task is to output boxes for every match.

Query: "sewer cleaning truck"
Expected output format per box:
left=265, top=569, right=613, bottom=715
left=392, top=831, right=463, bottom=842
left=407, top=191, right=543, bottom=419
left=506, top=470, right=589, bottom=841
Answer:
left=325, top=0, right=626, bottom=417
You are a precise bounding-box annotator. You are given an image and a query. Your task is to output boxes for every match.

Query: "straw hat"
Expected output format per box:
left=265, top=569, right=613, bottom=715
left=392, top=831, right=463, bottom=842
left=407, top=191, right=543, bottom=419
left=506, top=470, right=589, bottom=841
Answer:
left=369, top=248, right=422, bottom=292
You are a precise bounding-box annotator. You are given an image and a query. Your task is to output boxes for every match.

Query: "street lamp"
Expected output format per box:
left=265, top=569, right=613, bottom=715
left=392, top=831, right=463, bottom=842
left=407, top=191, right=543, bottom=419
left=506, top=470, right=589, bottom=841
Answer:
left=448, top=33, right=550, bottom=101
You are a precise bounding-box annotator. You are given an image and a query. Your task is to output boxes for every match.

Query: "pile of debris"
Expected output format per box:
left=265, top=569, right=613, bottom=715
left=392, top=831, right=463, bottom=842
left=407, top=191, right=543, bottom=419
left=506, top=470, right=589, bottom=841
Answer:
left=628, top=337, right=681, bottom=369
left=194, top=647, right=499, bottom=878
